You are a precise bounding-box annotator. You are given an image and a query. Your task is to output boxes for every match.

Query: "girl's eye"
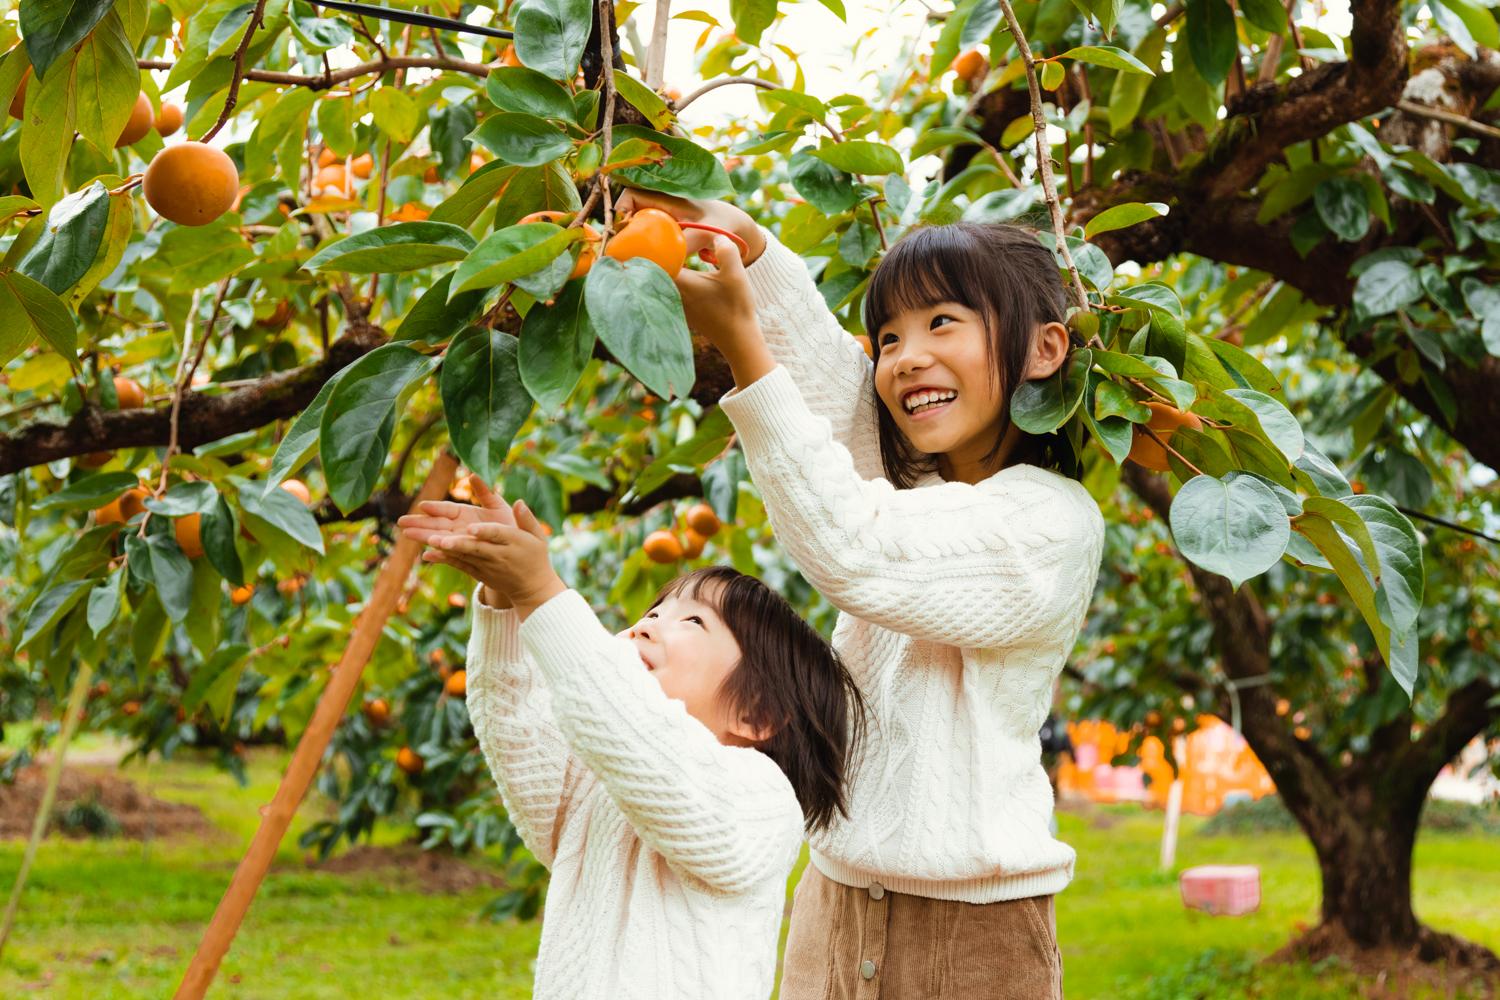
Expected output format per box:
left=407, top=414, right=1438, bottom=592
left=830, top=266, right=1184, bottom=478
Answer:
left=687, top=615, right=704, bottom=626
left=878, top=332, right=897, bottom=346
left=930, top=314, right=955, bottom=329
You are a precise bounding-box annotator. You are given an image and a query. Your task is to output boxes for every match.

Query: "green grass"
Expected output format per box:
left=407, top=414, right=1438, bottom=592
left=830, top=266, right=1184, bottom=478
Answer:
left=2, top=747, right=1496, bottom=998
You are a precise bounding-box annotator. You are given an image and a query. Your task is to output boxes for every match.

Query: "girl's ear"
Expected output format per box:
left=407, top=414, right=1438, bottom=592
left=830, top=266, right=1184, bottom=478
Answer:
left=1025, top=321, right=1072, bottom=381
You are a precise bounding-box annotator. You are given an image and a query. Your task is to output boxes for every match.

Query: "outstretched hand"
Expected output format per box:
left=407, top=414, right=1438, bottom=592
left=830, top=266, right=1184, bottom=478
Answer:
left=397, top=475, right=565, bottom=615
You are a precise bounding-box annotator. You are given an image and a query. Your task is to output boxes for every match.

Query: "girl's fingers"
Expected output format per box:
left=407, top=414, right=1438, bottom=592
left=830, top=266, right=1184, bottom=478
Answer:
left=414, top=500, right=471, bottom=519
left=468, top=474, right=508, bottom=512
left=512, top=500, right=547, bottom=539
left=465, top=522, right=519, bottom=543
left=438, top=533, right=508, bottom=558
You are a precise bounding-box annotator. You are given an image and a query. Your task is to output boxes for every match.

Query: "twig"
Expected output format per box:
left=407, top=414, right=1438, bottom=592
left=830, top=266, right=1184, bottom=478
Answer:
left=369, top=25, right=415, bottom=303
left=674, top=75, right=778, bottom=112
left=1154, top=2, right=1184, bottom=26
left=200, top=0, right=269, bottom=143
left=867, top=197, right=889, bottom=250
left=159, top=281, right=232, bottom=497
left=996, top=0, right=1090, bottom=312
left=138, top=55, right=490, bottom=89
left=645, top=0, right=672, bottom=90
left=1396, top=100, right=1500, bottom=140
left=1141, top=424, right=1207, bottom=477
left=599, top=0, right=620, bottom=245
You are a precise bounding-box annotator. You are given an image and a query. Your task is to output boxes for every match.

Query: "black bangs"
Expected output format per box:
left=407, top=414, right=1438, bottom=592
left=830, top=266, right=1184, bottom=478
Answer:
left=863, top=225, right=990, bottom=339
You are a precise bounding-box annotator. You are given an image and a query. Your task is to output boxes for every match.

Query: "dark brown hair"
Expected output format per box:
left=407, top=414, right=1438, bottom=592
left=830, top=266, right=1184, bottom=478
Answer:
left=862, top=222, right=1083, bottom=487
left=649, top=566, right=866, bottom=834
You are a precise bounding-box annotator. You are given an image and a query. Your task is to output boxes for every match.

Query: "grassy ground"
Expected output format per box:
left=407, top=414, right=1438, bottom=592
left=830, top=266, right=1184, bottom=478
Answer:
left=1, top=742, right=1496, bottom=998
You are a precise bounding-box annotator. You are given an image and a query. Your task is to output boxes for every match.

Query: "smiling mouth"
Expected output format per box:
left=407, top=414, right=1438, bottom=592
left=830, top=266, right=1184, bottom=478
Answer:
left=904, top=398, right=955, bottom=421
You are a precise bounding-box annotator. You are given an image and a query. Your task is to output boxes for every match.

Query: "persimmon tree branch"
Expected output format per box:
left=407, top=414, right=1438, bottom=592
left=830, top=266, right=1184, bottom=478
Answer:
left=674, top=76, right=778, bottom=112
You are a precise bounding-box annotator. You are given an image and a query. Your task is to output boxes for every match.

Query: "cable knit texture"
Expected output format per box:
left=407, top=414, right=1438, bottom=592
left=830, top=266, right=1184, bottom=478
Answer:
left=720, top=228, right=1106, bottom=903
left=465, top=586, right=804, bottom=1000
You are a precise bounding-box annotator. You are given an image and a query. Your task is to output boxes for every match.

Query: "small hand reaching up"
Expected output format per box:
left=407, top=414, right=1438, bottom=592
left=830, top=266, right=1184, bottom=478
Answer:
left=397, top=475, right=566, bottom=616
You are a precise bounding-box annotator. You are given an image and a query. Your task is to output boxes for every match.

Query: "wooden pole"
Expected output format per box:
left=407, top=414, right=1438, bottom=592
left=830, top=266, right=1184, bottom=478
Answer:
left=0, top=661, right=94, bottom=960
left=173, top=451, right=459, bottom=1000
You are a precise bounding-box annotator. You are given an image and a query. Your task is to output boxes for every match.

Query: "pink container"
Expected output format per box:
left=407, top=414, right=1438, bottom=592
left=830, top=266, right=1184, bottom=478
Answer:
left=1179, top=865, right=1261, bottom=916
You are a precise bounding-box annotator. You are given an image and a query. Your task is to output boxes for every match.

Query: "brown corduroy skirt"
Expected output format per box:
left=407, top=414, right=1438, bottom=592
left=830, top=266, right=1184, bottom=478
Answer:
left=778, top=865, right=1063, bottom=999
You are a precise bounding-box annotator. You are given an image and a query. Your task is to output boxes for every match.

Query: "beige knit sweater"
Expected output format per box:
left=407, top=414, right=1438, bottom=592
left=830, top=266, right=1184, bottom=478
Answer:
left=465, top=588, right=804, bottom=1000
left=714, top=229, right=1106, bottom=903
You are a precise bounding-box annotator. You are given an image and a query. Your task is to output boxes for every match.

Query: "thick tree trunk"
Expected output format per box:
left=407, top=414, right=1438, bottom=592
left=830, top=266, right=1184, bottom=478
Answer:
left=1295, top=787, right=1420, bottom=947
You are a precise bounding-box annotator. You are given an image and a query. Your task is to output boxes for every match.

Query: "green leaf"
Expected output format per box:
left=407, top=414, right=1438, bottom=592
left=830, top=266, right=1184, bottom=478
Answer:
left=70, top=12, right=140, bottom=152
left=729, top=0, right=777, bottom=44
left=629, top=408, right=735, bottom=500
left=145, top=534, right=195, bottom=623
left=449, top=223, right=580, bottom=298
left=33, top=471, right=139, bottom=511
left=468, top=112, right=573, bottom=167
left=1059, top=45, right=1156, bottom=76
left=1344, top=495, right=1424, bottom=635
left=86, top=569, right=124, bottom=637
left=583, top=257, right=695, bottom=401
left=1094, top=379, right=1152, bottom=423
left=20, top=579, right=95, bottom=652
left=264, top=373, right=344, bottom=495
left=319, top=345, right=437, bottom=513
left=143, top=481, right=219, bottom=517
left=290, top=2, right=354, bottom=51
left=430, top=103, right=477, bottom=176
left=1224, top=388, right=1303, bottom=461
left=1240, top=0, right=1288, bottom=32
left=1038, top=232, right=1114, bottom=291
left=910, top=126, right=986, bottom=159
left=612, top=71, right=674, bottom=130
left=370, top=87, right=419, bottom=143
left=1460, top=278, right=1500, bottom=356
left=1293, top=443, right=1351, bottom=498
left=808, top=140, right=904, bottom=176
left=183, top=642, right=252, bottom=726
left=0, top=269, right=78, bottom=359
left=304, top=223, right=477, bottom=274
left=1313, top=176, right=1371, bottom=242
left=1353, top=260, right=1422, bottom=317
left=1041, top=61, right=1066, bottom=91
left=1169, top=473, right=1291, bottom=588
left=1108, top=282, right=1183, bottom=317
left=1184, top=0, right=1237, bottom=87
left=1010, top=349, right=1091, bottom=433
left=21, top=0, right=114, bottom=80
left=440, top=327, right=534, bottom=483
left=513, top=0, right=592, bottom=80
left=486, top=66, right=577, bottom=120
left=202, top=495, right=244, bottom=587
left=431, top=163, right=522, bottom=228
left=238, top=478, right=325, bottom=553
left=1084, top=201, right=1168, bottom=238
left=18, top=44, right=77, bottom=206
left=395, top=272, right=486, bottom=344
left=1434, top=0, right=1500, bottom=50
left=519, top=279, right=597, bottom=412
left=788, top=150, right=858, bottom=215
left=1205, top=337, right=1282, bottom=394
left=609, top=126, right=734, bottom=199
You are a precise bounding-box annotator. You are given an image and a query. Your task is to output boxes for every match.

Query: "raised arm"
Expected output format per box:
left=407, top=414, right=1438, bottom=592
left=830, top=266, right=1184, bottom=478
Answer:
left=718, top=366, right=1106, bottom=649
left=517, top=589, right=803, bottom=895
left=743, top=229, right=884, bottom=480
left=465, top=585, right=582, bottom=868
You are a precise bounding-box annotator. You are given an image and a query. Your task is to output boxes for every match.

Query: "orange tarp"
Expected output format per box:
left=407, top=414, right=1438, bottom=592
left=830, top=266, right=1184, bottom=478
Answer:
left=1057, top=716, right=1276, bottom=815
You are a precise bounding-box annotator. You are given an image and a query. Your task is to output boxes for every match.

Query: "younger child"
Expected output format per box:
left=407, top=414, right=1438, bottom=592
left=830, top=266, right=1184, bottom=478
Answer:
left=398, top=476, right=864, bottom=1000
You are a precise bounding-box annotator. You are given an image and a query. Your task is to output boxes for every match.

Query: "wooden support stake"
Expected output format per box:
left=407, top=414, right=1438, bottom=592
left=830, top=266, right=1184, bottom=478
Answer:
left=0, top=662, right=94, bottom=960
left=173, top=450, right=459, bottom=1000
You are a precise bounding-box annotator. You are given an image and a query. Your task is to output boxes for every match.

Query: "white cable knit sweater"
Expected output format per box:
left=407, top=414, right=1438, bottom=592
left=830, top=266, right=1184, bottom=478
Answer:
left=714, top=228, right=1106, bottom=903
left=465, top=587, right=804, bottom=1000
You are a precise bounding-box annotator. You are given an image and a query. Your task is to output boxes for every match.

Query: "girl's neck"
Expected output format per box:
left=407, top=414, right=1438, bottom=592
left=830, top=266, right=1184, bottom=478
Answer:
left=938, top=421, right=1026, bottom=484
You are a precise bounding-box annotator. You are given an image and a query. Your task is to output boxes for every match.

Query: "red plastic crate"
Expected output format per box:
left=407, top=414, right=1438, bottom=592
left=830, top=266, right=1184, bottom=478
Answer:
left=1179, top=865, right=1261, bottom=916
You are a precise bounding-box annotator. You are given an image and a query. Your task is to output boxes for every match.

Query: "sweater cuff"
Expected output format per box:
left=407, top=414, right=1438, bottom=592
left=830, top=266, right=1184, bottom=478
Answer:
left=744, top=226, right=811, bottom=308
left=468, top=582, right=524, bottom=665
left=718, top=364, right=814, bottom=461
left=516, top=588, right=619, bottom=684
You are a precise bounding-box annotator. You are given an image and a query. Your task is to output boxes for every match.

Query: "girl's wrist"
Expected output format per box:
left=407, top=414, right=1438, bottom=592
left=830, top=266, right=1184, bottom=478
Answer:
left=480, top=586, right=512, bottom=610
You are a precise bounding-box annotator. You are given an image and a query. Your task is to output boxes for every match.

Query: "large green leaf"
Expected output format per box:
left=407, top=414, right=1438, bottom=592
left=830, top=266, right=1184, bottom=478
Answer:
left=395, top=273, right=487, bottom=344
left=70, top=11, right=140, bottom=151
left=1010, top=349, right=1091, bottom=433
left=264, top=371, right=345, bottom=494
left=1223, top=389, right=1303, bottom=461
left=440, top=327, right=534, bottom=482
left=729, top=0, right=778, bottom=45
left=513, top=0, right=593, bottom=80
left=609, top=126, right=734, bottom=199
left=583, top=257, right=695, bottom=400
left=86, top=569, right=124, bottom=637
left=33, top=471, right=139, bottom=512
left=19, top=579, right=95, bottom=652
left=468, top=112, right=573, bottom=167
left=143, top=481, right=219, bottom=517
left=18, top=42, right=77, bottom=206
left=1184, top=0, right=1237, bottom=87
left=1059, top=45, right=1155, bottom=76
left=1353, top=260, right=1422, bottom=317
left=370, top=87, right=419, bottom=142
left=808, top=140, right=904, bottom=176
left=237, top=477, right=326, bottom=553
left=21, top=0, right=114, bottom=80
left=788, top=149, right=858, bottom=215
left=1240, top=0, right=1288, bottom=32
left=1313, top=176, right=1371, bottom=243
left=304, top=223, right=477, bottom=274
left=519, top=279, right=597, bottom=412
left=628, top=408, right=736, bottom=501
left=485, top=66, right=577, bottom=120
left=1084, top=201, right=1168, bottom=238
left=145, top=534, right=195, bottom=624
left=16, top=180, right=108, bottom=294
left=1169, top=473, right=1291, bottom=589
left=449, top=223, right=579, bottom=299
left=0, top=269, right=78, bottom=359
left=319, top=345, right=438, bottom=513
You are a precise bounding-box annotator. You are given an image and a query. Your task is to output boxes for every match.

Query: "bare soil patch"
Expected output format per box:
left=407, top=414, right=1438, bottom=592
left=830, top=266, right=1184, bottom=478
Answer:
left=0, top=764, right=213, bottom=841
left=303, top=844, right=507, bottom=894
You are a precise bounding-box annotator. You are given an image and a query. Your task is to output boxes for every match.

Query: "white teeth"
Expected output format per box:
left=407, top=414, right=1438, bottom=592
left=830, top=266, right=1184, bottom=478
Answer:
left=903, top=389, right=957, bottom=413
